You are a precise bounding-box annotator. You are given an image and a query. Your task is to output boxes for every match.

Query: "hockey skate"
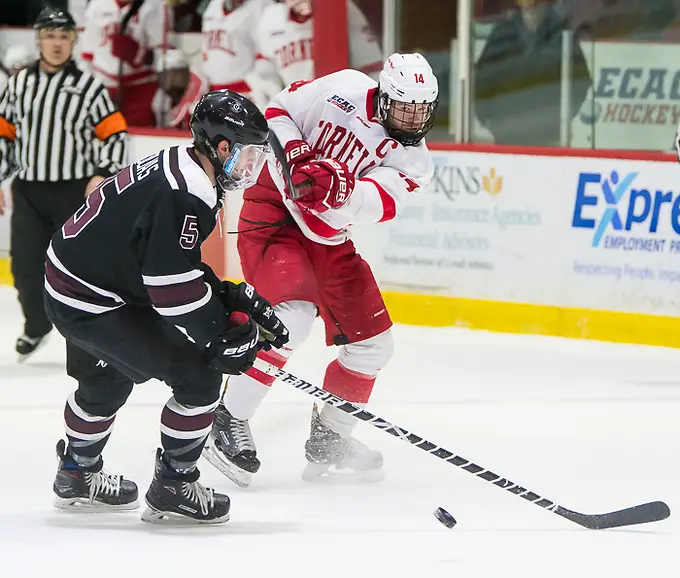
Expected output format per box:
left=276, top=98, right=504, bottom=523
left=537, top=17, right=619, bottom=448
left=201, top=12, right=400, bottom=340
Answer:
left=53, top=439, right=139, bottom=511
left=142, top=449, right=230, bottom=524
left=16, top=331, right=50, bottom=363
left=302, top=405, right=384, bottom=483
left=202, top=403, right=260, bottom=488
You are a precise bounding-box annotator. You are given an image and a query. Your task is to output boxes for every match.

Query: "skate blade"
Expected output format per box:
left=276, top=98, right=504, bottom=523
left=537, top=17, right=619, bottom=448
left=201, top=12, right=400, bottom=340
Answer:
left=202, top=445, right=252, bottom=488
left=54, top=496, right=140, bottom=512
left=302, top=462, right=384, bottom=484
left=141, top=506, right=230, bottom=525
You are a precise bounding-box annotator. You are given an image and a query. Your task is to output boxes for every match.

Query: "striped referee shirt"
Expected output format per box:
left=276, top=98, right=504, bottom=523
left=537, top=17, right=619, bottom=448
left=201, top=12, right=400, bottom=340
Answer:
left=0, top=59, right=128, bottom=183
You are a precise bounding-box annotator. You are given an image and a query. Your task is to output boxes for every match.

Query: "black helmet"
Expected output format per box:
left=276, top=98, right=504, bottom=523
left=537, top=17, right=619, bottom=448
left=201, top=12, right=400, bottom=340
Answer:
left=34, top=7, right=77, bottom=31
left=191, top=90, right=271, bottom=195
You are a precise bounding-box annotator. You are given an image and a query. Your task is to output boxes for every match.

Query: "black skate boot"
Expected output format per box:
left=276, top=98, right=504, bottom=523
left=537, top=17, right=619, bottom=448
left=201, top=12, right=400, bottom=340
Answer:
left=202, top=403, right=260, bottom=487
left=53, top=439, right=139, bottom=511
left=16, top=331, right=50, bottom=362
left=142, top=449, right=230, bottom=524
left=302, top=405, right=384, bottom=483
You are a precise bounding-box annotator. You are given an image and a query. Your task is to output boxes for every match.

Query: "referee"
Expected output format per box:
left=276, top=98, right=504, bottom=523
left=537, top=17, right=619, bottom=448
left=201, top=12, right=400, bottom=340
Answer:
left=0, top=7, right=128, bottom=361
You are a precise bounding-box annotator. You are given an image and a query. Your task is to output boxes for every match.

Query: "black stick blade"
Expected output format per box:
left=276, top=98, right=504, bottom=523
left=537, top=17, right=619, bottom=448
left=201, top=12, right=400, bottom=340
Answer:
left=557, top=501, right=670, bottom=530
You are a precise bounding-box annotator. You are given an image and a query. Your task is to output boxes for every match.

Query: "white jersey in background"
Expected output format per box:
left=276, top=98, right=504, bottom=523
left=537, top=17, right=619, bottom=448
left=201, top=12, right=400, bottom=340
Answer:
left=257, top=0, right=383, bottom=86
left=79, top=0, right=173, bottom=89
left=201, top=0, right=278, bottom=110
left=264, top=69, right=433, bottom=245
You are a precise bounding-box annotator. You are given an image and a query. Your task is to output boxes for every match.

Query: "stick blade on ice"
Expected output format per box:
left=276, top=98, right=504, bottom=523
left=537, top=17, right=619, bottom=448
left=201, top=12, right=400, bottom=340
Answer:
left=557, top=501, right=671, bottom=530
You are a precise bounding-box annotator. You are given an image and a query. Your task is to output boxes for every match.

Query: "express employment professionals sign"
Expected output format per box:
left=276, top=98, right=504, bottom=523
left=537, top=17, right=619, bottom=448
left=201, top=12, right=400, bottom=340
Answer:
left=568, top=158, right=680, bottom=314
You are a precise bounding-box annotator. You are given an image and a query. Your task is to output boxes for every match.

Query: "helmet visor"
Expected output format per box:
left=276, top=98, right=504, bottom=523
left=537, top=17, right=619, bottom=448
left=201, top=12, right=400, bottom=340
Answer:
left=221, top=142, right=270, bottom=191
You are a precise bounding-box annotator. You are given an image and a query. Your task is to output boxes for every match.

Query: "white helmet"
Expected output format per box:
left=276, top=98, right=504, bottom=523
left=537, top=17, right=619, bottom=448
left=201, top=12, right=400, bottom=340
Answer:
left=378, top=53, right=439, bottom=146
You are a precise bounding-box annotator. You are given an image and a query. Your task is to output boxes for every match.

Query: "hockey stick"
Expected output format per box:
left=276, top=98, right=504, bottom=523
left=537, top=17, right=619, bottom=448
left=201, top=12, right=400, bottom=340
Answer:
left=268, top=130, right=300, bottom=200
left=268, top=130, right=306, bottom=201
left=116, top=0, right=146, bottom=109
left=252, top=358, right=670, bottom=530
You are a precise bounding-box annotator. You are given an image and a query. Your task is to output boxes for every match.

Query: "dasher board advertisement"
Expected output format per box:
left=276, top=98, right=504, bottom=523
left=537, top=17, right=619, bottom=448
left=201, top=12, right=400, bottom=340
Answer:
left=373, top=150, right=680, bottom=318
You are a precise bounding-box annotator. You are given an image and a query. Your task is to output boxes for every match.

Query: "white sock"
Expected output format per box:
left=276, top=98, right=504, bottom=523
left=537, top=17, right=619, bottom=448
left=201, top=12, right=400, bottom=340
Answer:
left=319, top=402, right=366, bottom=439
left=223, top=375, right=271, bottom=420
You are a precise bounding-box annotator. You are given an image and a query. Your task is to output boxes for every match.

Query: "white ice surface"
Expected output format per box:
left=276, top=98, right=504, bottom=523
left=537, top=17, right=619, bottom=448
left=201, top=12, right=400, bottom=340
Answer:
left=0, top=285, right=678, bottom=577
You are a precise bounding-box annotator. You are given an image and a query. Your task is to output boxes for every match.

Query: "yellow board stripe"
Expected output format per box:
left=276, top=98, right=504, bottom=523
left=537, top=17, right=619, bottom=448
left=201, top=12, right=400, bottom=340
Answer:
left=382, top=291, right=680, bottom=349
left=1, top=257, right=677, bottom=348
left=0, top=257, right=10, bottom=285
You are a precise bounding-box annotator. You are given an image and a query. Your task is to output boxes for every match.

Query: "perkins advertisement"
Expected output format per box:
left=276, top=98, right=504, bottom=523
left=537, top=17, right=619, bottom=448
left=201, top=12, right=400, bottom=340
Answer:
left=372, top=151, right=548, bottom=301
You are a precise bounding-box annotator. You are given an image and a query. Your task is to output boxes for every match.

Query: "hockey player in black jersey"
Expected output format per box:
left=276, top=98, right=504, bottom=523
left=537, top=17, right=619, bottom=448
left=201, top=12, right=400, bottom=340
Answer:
left=45, top=90, right=289, bottom=524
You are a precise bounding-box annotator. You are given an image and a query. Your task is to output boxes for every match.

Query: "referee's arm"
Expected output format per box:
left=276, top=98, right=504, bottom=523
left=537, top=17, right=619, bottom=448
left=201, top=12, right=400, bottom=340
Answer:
left=0, top=81, right=17, bottom=180
left=0, top=81, right=16, bottom=215
left=86, top=83, right=129, bottom=195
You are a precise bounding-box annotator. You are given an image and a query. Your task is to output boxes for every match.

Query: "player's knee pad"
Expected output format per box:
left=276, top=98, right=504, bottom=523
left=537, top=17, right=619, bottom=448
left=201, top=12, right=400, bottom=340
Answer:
left=74, top=375, right=134, bottom=418
left=273, top=300, right=317, bottom=352
left=338, top=329, right=395, bottom=376
left=171, top=368, right=223, bottom=408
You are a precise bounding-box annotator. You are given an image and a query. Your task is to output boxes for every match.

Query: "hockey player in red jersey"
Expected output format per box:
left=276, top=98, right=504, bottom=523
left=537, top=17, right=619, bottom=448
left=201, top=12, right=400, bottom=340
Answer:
left=203, top=53, right=438, bottom=486
left=257, top=0, right=383, bottom=86
left=80, top=0, right=173, bottom=126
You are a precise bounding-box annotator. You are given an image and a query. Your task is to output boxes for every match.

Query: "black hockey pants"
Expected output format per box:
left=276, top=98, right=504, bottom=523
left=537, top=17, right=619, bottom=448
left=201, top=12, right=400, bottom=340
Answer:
left=11, top=178, right=89, bottom=337
left=44, top=294, right=223, bottom=417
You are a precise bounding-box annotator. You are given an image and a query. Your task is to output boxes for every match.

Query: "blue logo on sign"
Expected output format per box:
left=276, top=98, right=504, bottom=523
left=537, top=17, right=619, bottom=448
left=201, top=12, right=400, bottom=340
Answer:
left=572, top=171, right=680, bottom=252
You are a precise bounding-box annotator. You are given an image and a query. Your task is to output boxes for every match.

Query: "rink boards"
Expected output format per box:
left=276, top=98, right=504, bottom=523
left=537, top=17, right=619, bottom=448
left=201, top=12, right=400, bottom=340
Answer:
left=1, top=134, right=679, bottom=347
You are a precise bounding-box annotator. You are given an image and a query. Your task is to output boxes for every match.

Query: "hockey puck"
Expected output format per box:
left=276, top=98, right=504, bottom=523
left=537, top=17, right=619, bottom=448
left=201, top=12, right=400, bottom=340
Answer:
left=434, top=506, right=457, bottom=529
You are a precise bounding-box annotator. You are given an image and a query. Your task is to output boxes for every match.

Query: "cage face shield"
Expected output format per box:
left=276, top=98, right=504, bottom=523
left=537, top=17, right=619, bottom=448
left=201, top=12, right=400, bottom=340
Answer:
left=387, top=101, right=436, bottom=134
left=217, top=142, right=271, bottom=192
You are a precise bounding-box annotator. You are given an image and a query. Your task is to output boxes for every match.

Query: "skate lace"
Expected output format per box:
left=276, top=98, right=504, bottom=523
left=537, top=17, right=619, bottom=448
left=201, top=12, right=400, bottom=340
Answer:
left=86, top=470, right=121, bottom=502
left=183, top=482, right=215, bottom=516
left=229, top=419, right=255, bottom=451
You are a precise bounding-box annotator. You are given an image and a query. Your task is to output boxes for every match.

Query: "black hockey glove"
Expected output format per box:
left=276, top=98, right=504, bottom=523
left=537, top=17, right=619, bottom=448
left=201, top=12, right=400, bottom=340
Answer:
left=208, top=318, right=259, bottom=375
left=218, top=281, right=290, bottom=350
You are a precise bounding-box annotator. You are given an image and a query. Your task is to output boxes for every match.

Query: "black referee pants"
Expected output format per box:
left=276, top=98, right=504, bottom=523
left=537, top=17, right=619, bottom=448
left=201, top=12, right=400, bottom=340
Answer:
left=11, top=177, right=89, bottom=338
